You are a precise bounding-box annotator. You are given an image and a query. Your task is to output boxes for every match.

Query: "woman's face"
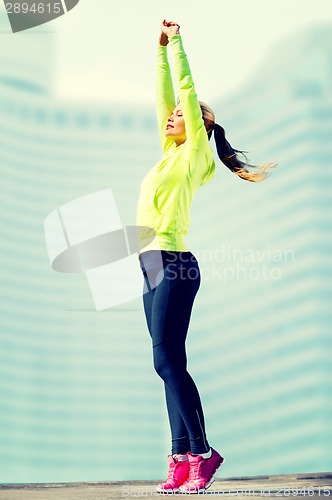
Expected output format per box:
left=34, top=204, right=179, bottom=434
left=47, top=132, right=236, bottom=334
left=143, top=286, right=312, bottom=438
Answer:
left=165, top=104, right=186, bottom=146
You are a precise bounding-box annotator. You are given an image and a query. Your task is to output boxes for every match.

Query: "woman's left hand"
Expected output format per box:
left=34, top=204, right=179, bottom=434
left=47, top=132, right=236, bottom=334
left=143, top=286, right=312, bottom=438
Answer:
left=161, top=19, right=180, bottom=38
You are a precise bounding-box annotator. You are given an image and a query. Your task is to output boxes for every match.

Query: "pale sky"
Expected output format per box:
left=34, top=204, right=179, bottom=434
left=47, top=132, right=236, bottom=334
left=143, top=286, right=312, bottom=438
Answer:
left=42, top=0, right=332, bottom=105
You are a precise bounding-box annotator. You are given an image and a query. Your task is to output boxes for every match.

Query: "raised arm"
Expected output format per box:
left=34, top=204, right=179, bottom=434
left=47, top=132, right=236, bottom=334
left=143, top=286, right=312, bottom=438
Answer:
left=165, top=30, right=210, bottom=150
left=156, top=22, right=176, bottom=154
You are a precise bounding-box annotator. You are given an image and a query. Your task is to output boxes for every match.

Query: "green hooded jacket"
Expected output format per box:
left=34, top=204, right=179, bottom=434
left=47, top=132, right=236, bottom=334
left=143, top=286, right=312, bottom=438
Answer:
left=136, top=34, right=216, bottom=253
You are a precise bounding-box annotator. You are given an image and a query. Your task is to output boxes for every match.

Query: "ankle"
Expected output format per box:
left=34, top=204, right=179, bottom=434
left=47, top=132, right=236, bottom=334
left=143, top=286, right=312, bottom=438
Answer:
left=172, top=453, right=188, bottom=461
left=191, top=447, right=212, bottom=459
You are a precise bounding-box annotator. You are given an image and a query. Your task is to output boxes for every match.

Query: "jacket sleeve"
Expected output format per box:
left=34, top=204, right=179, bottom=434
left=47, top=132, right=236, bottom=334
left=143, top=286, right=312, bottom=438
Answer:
left=168, top=34, right=210, bottom=151
left=156, top=45, right=176, bottom=154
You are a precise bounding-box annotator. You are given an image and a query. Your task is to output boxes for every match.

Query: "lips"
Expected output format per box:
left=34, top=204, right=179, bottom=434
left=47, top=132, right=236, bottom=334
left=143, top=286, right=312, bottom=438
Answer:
left=166, top=125, right=174, bottom=129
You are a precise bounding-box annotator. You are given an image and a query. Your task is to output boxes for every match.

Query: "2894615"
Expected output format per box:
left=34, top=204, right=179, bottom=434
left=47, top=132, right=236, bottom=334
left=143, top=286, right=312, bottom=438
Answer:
left=5, top=3, right=62, bottom=14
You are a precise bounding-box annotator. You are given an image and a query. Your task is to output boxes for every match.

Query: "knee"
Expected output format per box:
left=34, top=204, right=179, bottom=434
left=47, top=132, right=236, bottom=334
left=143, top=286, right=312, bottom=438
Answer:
left=153, top=356, right=172, bottom=381
left=153, top=341, right=187, bottom=381
left=153, top=349, right=182, bottom=382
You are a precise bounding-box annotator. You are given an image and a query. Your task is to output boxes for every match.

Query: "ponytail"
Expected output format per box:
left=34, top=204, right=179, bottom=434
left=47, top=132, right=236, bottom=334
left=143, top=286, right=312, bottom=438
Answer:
left=199, top=101, right=277, bottom=182
left=212, top=123, right=277, bottom=182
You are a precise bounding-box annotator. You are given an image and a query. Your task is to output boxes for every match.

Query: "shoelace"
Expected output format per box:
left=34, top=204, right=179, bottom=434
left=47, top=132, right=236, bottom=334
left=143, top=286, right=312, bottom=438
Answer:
left=188, top=461, right=201, bottom=480
left=166, top=461, right=176, bottom=481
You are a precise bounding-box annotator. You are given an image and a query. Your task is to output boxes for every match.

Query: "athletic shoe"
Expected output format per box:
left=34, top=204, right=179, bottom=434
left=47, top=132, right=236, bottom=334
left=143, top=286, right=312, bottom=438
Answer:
left=179, top=447, right=225, bottom=493
left=156, top=454, right=190, bottom=493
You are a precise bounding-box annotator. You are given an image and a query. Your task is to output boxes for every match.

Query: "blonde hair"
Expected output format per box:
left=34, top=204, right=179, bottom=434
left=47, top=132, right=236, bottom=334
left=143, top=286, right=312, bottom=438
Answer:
left=198, top=100, right=277, bottom=182
left=199, top=100, right=215, bottom=138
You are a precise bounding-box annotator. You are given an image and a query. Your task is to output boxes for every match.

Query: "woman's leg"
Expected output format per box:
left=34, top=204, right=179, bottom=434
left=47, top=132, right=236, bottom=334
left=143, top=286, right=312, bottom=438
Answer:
left=141, top=251, right=210, bottom=455
left=164, top=369, right=190, bottom=454
left=141, top=254, right=190, bottom=454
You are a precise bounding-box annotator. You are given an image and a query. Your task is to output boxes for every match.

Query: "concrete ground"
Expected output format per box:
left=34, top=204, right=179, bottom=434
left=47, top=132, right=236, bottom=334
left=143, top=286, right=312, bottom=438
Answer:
left=0, top=471, right=331, bottom=500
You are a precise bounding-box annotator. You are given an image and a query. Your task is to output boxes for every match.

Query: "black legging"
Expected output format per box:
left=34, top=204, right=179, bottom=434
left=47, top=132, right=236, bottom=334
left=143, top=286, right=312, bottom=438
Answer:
left=139, top=249, right=210, bottom=455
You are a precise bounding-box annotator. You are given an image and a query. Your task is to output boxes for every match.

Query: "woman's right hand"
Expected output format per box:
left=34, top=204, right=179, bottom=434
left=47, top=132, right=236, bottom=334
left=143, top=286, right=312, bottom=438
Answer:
left=159, top=19, right=180, bottom=46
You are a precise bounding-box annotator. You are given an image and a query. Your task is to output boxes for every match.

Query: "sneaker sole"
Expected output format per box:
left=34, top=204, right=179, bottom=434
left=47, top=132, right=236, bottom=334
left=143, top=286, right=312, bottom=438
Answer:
left=156, top=490, right=180, bottom=494
left=179, top=456, right=225, bottom=494
left=156, top=486, right=181, bottom=494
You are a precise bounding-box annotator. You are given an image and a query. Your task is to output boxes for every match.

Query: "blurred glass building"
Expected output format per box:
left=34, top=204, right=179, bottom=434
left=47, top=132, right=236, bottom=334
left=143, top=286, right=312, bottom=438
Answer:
left=0, top=12, right=331, bottom=483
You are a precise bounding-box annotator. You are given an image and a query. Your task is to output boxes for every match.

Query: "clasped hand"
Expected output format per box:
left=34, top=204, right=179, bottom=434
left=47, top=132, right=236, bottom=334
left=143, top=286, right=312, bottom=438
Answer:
left=159, top=19, right=180, bottom=46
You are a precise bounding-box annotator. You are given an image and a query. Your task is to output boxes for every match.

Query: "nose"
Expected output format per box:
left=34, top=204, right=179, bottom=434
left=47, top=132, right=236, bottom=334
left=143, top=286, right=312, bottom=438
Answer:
left=168, top=113, right=174, bottom=122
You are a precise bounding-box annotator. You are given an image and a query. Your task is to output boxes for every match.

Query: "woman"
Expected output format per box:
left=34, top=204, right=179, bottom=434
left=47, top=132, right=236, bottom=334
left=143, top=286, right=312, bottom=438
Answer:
left=136, top=20, right=277, bottom=494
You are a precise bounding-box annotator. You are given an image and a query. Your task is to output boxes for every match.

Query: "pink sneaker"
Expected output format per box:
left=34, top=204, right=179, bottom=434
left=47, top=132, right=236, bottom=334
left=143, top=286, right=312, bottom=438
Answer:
left=179, top=448, right=225, bottom=493
left=156, top=455, right=190, bottom=493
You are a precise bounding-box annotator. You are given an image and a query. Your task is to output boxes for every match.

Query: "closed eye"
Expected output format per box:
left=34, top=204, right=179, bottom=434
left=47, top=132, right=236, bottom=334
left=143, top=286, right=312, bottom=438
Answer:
left=169, top=111, right=183, bottom=119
